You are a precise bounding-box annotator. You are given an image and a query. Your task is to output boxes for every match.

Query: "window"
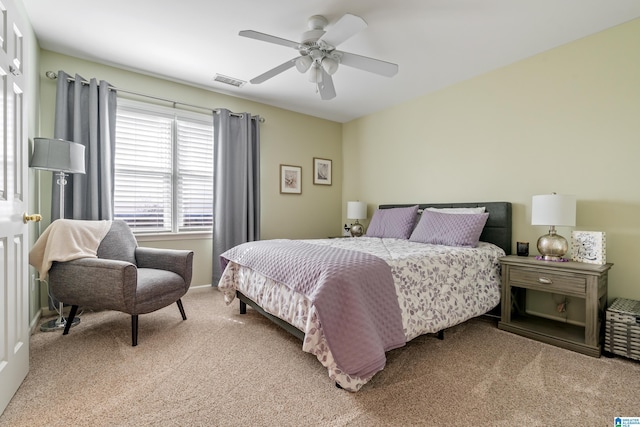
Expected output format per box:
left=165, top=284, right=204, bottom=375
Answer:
left=114, top=99, right=214, bottom=234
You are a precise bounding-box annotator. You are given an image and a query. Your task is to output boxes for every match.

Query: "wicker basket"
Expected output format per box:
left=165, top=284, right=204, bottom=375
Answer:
left=605, top=298, right=640, bottom=361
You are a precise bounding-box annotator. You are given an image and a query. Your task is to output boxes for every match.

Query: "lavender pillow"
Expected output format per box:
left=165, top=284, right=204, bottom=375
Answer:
left=409, top=210, right=489, bottom=247
left=365, top=205, right=419, bottom=239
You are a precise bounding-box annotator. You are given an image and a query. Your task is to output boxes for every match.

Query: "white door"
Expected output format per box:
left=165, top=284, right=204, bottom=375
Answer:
left=0, top=0, right=29, bottom=415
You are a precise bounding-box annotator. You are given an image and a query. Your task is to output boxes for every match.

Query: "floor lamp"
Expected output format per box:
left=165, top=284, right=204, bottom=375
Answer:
left=30, top=137, right=86, bottom=332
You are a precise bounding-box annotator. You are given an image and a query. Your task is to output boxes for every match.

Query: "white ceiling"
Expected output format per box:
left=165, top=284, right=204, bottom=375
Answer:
left=22, top=0, right=640, bottom=123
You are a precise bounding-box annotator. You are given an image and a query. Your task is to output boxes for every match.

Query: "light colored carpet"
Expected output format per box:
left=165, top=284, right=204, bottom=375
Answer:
left=1, top=286, right=639, bottom=426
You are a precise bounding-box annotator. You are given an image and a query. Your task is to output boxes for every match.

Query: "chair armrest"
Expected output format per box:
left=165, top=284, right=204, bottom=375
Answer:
left=135, top=247, right=194, bottom=285
left=48, top=257, right=138, bottom=313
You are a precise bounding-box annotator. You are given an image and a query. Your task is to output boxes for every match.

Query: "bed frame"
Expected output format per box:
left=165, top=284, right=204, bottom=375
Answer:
left=236, top=201, right=512, bottom=339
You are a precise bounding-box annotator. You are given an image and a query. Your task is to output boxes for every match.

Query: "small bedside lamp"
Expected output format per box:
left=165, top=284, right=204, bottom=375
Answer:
left=531, top=193, right=576, bottom=261
left=347, top=201, right=367, bottom=237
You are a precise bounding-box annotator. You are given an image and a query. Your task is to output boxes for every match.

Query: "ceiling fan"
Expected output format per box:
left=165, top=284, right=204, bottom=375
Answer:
left=239, top=13, right=399, bottom=100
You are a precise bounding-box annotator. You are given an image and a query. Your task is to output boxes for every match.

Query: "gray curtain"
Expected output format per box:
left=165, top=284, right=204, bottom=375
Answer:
left=52, top=71, right=117, bottom=220
left=212, top=109, right=261, bottom=283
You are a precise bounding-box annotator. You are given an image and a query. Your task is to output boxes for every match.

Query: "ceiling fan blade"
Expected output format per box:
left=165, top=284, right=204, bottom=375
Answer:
left=250, top=58, right=298, bottom=84
left=318, top=69, right=336, bottom=100
left=239, top=30, right=300, bottom=49
left=318, top=13, right=367, bottom=47
left=337, top=51, right=398, bottom=77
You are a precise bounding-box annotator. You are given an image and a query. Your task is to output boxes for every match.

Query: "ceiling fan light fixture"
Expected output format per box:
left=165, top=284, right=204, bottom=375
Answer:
left=295, top=55, right=313, bottom=73
left=321, top=57, right=339, bottom=75
left=308, top=65, right=323, bottom=83
left=240, top=13, right=398, bottom=99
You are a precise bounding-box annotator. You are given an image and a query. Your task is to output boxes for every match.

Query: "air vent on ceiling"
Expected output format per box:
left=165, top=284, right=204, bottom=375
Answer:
left=212, top=74, right=246, bottom=88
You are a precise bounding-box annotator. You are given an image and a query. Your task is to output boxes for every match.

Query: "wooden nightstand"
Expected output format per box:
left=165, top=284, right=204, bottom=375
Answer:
left=498, top=255, right=613, bottom=357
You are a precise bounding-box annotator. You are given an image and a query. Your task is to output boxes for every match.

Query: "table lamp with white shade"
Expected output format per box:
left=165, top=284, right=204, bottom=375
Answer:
left=347, top=201, right=367, bottom=237
left=531, top=193, right=576, bottom=261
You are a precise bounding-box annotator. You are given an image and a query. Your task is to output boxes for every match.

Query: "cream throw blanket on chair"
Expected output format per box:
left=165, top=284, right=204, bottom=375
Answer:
left=29, top=219, right=113, bottom=279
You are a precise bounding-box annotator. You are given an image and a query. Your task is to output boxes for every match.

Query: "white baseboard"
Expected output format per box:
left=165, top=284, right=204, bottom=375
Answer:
left=188, top=284, right=213, bottom=291
left=29, top=309, right=42, bottom=335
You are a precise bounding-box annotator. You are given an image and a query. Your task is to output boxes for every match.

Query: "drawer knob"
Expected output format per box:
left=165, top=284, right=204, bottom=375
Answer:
left=538, top=276, right=553, bottom=284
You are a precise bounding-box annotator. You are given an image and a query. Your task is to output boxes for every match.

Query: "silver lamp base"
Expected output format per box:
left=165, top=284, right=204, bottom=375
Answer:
left=40, top=316, right=80, bottom=332
left=350, top=221, right=364, bottom=237
left=40, top=301, right=80, bottom=332
left=536, top=227, right=568, bottom=261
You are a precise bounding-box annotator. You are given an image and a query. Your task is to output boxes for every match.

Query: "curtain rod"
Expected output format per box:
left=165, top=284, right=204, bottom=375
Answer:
left=45, top=71, right=265, bottom=123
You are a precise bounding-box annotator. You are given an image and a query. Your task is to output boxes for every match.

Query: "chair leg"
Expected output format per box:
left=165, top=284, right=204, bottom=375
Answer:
left=131, top=315, right=138, bottom=347
left=63, top=305, right=79, bottom=335
left=176, top=299, right=187, bottom=320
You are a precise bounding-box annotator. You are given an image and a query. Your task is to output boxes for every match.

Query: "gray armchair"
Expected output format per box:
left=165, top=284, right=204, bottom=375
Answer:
left=48, top=220, right=194, bottom=346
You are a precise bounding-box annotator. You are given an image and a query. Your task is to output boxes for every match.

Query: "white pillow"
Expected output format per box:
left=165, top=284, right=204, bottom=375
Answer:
left=424, top=206, right=486, bottom=214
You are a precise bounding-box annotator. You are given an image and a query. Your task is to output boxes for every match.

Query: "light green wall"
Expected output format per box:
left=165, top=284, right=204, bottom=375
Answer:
left=35, top=51, right=342, bottom=296
left=342, top=18, right=640, bottom=303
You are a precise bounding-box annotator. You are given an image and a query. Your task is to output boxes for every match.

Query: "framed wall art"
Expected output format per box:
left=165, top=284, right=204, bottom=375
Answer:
left=280, top=164, right=302, bottom=194
left=313, top=157, right=332, bottom=186
left=571, top=231, right=606, bottom=264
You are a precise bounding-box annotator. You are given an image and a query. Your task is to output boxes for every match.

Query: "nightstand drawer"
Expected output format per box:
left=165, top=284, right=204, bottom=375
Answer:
left=509, top=268, right=586, bottom=294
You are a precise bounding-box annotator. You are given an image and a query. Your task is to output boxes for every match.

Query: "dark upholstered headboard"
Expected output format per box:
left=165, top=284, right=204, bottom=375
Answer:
left=378, top=202, right=512, bottom=255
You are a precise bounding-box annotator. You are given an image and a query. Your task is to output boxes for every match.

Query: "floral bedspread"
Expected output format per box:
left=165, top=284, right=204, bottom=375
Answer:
left=217, top=237, right=504, bottom=391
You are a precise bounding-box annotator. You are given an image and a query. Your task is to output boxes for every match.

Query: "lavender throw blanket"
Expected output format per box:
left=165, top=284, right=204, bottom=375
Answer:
left=220, top=239, right=405, bottom=379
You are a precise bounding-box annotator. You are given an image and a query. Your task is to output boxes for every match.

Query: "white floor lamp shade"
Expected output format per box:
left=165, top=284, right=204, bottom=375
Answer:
left=31, top=137, right=86, bottom=175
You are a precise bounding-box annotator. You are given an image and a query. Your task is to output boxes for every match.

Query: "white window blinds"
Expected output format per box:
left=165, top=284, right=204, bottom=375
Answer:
left=115, top=100, right=213, bottom=233
left=176, top=118, right=214, bottom=230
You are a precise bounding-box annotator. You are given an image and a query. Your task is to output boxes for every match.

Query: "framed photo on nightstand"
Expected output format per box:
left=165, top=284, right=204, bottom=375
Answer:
left=571, top=231, right=606, bottom=264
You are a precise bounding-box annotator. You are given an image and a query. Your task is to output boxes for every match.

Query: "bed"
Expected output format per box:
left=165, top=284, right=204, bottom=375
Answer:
left=217, top=202, right=512, bottom=391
